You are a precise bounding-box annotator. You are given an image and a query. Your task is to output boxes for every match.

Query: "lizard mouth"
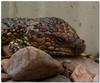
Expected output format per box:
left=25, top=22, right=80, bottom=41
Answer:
left=9, top=39, right=74, bottom=56
left=44, top=47, right=74, bottom=57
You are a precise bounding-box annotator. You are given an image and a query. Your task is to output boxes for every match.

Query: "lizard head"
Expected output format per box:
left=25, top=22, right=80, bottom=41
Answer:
left=27, top=17, right=86, bottom=56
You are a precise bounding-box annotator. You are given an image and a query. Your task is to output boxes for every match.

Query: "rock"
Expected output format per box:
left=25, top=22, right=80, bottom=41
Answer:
left=42, top=75, right=71, bottom=82
left=1, top=59, right=9, bottom=73
left=2, top=73, right=10, bottom=82
left=85, top=53, right=99, bottom=64
left=80, top=53, right=90, bottom=57
left=70, top=64, right=92, bottom=82
left=2, top=45, right=11, bottom=59
left=63, top=60, right=76, bottom=73
left=93, top=74, right=99, bottom=82
left=94, top=58, right=99, bottom=63
left=7, top=46, right=64, bottom=81
left=62, top=61, right=76, bottom=78
left=56, top=57, right=99, bottom=77
left=1, top=65, right=5, bottom=73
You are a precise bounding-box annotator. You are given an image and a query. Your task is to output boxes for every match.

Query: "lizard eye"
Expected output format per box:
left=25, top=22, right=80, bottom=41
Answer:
left=54, top=37, right=65, bottom=45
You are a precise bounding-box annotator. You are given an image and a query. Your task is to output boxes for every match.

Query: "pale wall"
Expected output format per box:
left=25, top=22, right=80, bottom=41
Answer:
left=2, top=2, right=99, bottom=55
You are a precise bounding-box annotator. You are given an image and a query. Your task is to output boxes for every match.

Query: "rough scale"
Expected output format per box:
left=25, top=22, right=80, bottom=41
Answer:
left=2, top=17, right=86, bottom=56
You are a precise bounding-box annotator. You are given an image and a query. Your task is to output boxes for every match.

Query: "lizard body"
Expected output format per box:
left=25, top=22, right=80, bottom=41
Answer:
left=2, top=17, right=85, bottom=56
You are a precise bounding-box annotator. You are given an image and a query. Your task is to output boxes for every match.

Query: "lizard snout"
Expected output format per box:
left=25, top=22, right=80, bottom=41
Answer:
left=73, top=39, right=86, bottom=55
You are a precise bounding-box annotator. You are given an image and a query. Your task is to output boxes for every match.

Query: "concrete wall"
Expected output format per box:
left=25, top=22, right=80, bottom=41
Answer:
left=2, top=2, right=99, bottom=55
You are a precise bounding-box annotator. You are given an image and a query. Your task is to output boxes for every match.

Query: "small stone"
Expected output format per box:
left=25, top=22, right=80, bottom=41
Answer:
left=57, top=57, right=99, bottom=78
left=63, top=61, right=76, bottom=72
left=1, top=59, right=9, bottom=73
left=8, top=46, right=64, bottom=81
left=80, top=53, right=90, bottom=57
left=88, top=55, right=94, bottom=59
left=2, top=65, right=4, bottom=73
left=63, top=60, right=72, bottom=63
left=62, top=61, right=76, bottom=78
left=94, top=58, right=99, bottom=63
left=71, top=64, right=92, bottom=82
left=93, top=74, right=99, bottom=82
left=42, top=75, right=71, bottom=82
left=2, top=73, right=10, bottom=82
left=2, top=45, right=11, bottom=58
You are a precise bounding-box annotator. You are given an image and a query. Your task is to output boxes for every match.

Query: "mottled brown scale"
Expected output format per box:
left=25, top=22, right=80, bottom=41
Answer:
left=2, top=17, right=86, bottom=56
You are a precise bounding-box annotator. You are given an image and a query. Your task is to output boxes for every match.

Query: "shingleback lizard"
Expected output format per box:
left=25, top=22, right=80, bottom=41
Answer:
left=2, top=17, right=86, bottom=56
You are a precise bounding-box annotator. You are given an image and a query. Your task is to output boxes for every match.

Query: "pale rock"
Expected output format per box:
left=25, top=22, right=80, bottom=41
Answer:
left=93, top=74, right=99, bottom=82
left=42, top=75, right=71, bottom=82
left=2, top=73, right=10, bottom=82
left=8, top=46, right=64, bottom=81
left=2, top=45, right=11, bottom=58
left=71, top=64, right=93, bottom=82
left=56, top=57, right=99, bottom=77
left=1, top=59, right=9, bottom=73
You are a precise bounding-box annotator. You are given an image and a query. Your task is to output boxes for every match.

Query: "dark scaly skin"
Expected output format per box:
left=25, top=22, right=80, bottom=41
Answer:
left=2, top=17, right=86, bottom=56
